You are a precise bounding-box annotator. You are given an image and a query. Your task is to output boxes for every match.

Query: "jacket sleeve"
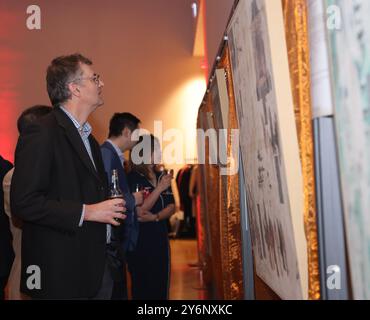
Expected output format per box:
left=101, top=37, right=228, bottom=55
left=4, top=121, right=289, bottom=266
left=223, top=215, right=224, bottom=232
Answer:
left=10, top=123, right=82, bottom=234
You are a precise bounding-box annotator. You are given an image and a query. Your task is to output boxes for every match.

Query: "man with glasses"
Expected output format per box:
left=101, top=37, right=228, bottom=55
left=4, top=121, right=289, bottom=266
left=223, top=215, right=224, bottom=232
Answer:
left=11, top=54, right=126, bottom=299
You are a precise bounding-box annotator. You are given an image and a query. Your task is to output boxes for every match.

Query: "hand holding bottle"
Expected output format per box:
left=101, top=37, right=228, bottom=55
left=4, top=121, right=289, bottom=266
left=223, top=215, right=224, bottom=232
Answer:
left=84, top=198, right=126, bottom=226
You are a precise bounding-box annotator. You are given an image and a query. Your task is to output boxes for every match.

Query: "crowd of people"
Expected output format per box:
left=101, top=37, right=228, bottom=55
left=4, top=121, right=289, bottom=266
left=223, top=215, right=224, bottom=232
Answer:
left=0, top=53, right=177, bottom=300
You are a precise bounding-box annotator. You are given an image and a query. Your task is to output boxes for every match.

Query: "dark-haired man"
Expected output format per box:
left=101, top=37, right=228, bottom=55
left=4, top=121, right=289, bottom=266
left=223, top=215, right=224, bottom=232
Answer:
left=3, top=105, right=51, bottom=300
left=101, top=112, right=143, bottom=299
left=11, top=54, right=126, bottom=299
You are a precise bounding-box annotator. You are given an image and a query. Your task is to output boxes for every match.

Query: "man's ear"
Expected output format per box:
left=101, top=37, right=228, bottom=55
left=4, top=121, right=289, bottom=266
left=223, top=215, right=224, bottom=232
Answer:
left=123, top=127, right=131, bottom=138
left=68, top=82, right=81, bottom=98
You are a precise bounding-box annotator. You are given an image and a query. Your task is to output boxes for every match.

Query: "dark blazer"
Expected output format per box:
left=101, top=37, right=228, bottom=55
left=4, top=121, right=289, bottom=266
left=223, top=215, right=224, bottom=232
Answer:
left=0, top=156, right=14, bottom=284
left=10, top=107, right=108, bottom=299
left=100, top=141, right=138, bottom=253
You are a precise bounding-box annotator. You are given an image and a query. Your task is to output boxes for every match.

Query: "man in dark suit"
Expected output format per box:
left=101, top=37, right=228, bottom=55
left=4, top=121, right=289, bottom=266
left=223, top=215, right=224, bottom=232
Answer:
left=0, top=155, right=14, bottom=300
left=101, top=112, right=143, bottom=299
left=10, top=54, right=126, bottom=299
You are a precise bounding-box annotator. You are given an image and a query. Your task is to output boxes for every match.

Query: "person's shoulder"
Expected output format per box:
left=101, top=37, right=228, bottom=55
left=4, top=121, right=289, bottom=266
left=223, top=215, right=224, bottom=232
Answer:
left=100, top=142, right=116, bottom=159
left=100, top=141, right=114, bottom=152
left=39, top=110, right=57, bottom=128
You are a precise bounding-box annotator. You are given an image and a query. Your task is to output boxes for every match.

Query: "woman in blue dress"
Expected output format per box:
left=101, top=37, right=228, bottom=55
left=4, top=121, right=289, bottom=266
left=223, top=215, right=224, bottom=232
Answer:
left=127, top=134, right=175, bottom=300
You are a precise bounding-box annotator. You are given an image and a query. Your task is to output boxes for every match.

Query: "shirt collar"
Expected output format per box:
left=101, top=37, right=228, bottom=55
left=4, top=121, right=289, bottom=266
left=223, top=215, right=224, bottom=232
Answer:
left=106, top=139, right=125, bottom=163
left=60, top=106, right=92, bottom=139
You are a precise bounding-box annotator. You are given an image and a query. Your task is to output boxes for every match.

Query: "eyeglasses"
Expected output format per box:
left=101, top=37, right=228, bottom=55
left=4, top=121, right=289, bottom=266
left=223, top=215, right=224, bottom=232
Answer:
left=71, top=74, right=102, bottom=86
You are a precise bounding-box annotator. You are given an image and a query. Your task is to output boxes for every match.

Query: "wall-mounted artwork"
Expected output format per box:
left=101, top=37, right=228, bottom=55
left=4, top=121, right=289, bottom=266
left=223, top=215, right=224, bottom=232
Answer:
left=227, top=0, right=307, bottom=299
left=327, top=0, right=370, bottom=300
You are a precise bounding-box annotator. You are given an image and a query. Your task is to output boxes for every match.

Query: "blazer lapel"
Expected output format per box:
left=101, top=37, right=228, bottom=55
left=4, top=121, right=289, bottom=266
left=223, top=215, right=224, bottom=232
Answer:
left=90, top=136, right=108, bottom=183
left=54, top=107, right=102, bottom=183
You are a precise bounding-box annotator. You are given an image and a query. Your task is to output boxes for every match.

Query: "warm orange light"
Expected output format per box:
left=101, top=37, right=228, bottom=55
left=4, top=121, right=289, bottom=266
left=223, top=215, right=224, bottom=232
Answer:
left=153, top=77, right=206, bottom=168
